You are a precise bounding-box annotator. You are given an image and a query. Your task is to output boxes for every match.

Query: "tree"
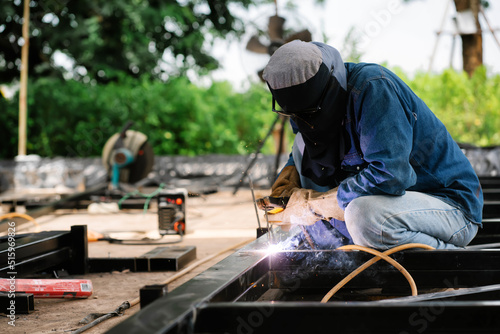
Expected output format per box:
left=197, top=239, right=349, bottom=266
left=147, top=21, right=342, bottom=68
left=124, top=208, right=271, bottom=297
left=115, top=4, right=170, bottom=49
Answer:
left=0, top=0, right=263, bottom=84
left=404, top=0, right=489, bottom=76
left=454, top=0, right=483, bottom=76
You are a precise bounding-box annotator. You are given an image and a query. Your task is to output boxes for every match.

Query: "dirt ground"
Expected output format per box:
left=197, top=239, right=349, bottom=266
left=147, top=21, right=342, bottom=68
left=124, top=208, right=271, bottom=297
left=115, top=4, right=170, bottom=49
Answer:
left=1, top=187, right=270, bottom=334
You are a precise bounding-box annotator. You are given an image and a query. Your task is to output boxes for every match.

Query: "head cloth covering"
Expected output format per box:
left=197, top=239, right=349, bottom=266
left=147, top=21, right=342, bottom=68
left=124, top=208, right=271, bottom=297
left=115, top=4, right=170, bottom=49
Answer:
left=263, top=40, right=349, bottom=187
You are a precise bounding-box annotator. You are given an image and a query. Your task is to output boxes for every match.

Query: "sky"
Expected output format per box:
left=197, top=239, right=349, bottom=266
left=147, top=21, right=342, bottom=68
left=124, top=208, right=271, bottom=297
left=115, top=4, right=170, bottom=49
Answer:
left=208, top=0, right=500, bottom=90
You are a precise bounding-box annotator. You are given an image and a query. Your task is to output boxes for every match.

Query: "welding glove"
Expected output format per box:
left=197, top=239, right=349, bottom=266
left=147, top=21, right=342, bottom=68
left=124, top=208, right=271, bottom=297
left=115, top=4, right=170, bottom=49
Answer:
left=267, top=187, right=344, bottom=226
left=270, top=165, right=301, bottom=197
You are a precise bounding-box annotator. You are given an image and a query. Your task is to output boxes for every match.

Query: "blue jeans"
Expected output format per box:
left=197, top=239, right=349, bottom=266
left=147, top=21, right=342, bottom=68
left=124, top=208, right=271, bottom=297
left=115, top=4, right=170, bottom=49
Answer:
left=344, top=192, right=478, bottom=249
left=291, top=134, right=478, bottom=250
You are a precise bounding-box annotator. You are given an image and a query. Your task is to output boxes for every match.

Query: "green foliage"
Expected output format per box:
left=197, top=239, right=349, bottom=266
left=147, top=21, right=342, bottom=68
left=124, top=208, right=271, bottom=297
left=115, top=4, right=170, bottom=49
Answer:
left=342, top=27, right=364, bottom=63
left=403, top=0, right=489, bottom=6
left=395, top=66, right=500, bottom=146
left=2, top=67, right=500, bottom=159
left=0, top=76, right=275, bottom=159
left=0, top=0, right=260, bottom=83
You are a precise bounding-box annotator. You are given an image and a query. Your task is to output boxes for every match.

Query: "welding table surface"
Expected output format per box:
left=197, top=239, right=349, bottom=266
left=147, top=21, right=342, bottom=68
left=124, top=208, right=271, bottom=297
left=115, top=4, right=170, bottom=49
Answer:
left=0, top=188, right=262, bottom=334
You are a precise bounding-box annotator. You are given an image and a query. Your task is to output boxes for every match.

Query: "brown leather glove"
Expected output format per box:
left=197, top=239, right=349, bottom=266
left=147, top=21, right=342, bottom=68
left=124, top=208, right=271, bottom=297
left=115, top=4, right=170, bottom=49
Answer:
left=270, top=165, right=301, bottom=197
left=267, top=187, right=345, bottom=226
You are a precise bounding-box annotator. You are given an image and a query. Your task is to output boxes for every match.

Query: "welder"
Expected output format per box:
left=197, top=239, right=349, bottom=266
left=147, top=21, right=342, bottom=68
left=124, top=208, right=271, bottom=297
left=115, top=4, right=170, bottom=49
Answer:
left=263, top=40, right=483, bottom=250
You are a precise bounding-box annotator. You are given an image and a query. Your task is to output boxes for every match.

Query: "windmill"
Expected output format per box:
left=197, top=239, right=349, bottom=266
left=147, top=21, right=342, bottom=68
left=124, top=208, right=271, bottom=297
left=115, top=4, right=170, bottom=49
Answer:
left=245, top=2, right=313, bottom=81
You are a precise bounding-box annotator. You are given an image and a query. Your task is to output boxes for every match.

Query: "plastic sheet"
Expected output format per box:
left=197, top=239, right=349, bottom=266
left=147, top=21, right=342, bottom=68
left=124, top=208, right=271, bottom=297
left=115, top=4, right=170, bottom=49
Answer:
left=1, top=144, right=495, bottom=194
left=0, top=153, right=289, bottom=193
left=461, top=146, right=500, bottom=177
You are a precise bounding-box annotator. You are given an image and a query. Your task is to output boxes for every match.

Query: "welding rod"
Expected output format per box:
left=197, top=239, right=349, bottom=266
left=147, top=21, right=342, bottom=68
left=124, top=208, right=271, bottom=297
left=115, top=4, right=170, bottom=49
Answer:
left=264, top=209, right=275, bottom=244
left=264, top=210, right=270, bottom=233
left=248, top=175, right=261, bottom=229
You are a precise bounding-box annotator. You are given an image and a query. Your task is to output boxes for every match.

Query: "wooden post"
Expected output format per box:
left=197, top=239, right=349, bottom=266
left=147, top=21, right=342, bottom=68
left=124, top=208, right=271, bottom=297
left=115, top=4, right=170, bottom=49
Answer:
left=18, top=0, right=30, bottom=156
left=453, top=0, right=483, bottom=77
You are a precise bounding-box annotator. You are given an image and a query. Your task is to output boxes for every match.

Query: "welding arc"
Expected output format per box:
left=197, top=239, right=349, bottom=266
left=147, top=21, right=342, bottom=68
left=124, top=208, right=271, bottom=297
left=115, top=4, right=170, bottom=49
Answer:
left=0, top=212, right=40, bottom=231
left=321, top=243, right=435, bottom=303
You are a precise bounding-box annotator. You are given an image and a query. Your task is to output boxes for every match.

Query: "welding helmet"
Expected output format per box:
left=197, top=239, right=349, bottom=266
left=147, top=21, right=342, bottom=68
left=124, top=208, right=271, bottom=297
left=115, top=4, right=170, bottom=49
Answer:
left=263, top=40, right=349, bottom=187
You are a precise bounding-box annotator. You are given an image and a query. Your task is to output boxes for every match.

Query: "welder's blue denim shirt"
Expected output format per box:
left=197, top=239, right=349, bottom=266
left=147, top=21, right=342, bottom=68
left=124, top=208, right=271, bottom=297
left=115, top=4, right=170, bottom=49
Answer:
left=335, top=63, right=483, bottom=225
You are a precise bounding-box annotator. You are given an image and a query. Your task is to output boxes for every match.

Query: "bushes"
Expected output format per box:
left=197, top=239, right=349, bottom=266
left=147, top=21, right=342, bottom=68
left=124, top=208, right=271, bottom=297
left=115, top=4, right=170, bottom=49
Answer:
left=1, top=67, right=499, bottom=159
left=0, top=76, right=275, bottom=159
left=396, top=66, right=500, bottom=146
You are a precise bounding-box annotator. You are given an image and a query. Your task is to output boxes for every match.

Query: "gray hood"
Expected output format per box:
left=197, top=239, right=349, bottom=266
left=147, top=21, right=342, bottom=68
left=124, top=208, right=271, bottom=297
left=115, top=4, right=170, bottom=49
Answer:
left=263, top=41, right=349, bottom=187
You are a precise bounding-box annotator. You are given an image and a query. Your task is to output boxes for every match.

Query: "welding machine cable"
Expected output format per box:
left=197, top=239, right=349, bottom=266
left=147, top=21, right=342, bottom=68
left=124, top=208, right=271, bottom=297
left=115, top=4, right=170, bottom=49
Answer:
left=117, top=183, right=166, bottom=212
left=100, top=228, right=185, bottom=245
left=321, top=243, right=435, bottom=303
left=0, top=212, right=40, bottom=231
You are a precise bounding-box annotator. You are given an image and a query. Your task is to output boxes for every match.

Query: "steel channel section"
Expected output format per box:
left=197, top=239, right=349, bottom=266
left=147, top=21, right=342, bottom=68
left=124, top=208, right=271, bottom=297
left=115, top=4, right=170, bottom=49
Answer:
left=194, top=301, right=500, bottom=333
left=140, top=284, right=168, bottom=309
left=12, top=248, right=73, bottom=277
left=0, top=231, right=72, bottom=276
left=88, top=258, right=137, bottom=273
left=483, top=203, right=500, bottom=219
left=107, top=226, right=500, bottom=334
left=270, top=249, right=500, bottom=291
left=106, top=234, right=273, bottom=334
left=1, top=231, right=69, bottom=258
left=139, top=246, right=197, bottom=272
left=481, top=178, right=500, bottom=219
left=195, top=246, right=500, bottom=334
left=375, top=283, right=500, bottom=303
left=88, top=246, right=197, bottom=273
left=479, top=176, right=500, bottom=189
left=0, top=225, right=87, bottom=276
left=0, top=292, right=35, bottom=314
left=472, top=218, right=500, bottom=244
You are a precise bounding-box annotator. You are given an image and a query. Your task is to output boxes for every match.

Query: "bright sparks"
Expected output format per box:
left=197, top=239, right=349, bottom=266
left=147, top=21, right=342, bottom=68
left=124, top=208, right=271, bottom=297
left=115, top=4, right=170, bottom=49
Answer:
left=265, top=243, right=282, bottom=255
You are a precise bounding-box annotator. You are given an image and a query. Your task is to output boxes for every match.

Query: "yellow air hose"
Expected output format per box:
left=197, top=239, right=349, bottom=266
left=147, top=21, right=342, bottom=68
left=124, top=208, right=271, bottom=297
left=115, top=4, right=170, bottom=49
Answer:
left=0, top=212, right=40, bottom=231
left=321, top=243, right=435, bottom=303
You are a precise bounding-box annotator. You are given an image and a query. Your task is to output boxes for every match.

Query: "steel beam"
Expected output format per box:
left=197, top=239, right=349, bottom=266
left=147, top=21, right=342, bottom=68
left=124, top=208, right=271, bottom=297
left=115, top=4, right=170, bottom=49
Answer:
left=0, top=292, right=34, bottom=314
left=376, top=283, right=500, bottom=303
left=106, top=233, right=272, bottom=334
left=194, top=301, right=500, bottom=334
left=0, top=225, right=88, bottom=276
left=89, top=246, right=196, bottom=273
left=105, top=227, right=500, bottom=334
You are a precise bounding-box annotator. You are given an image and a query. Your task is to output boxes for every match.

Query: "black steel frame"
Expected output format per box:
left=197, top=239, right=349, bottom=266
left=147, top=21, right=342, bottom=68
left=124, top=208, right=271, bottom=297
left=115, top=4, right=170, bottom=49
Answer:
left=106, top=226, right=500, bottom=334
left=0, top=227, right=195, bottom=277
left=0, top=292, right=35, bottom=314
left=0, top=225, right=88, bottom=277
left=88, top=246, right=196, bottom=273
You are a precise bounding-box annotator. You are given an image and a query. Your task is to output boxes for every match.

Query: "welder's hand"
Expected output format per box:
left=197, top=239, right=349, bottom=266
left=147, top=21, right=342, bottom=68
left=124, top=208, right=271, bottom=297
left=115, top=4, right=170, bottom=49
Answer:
left=266, top=187, right=344, bottom=226
left=308, top=187, right=345, bottom=221
left=270, top=165, right=301, bottom=197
